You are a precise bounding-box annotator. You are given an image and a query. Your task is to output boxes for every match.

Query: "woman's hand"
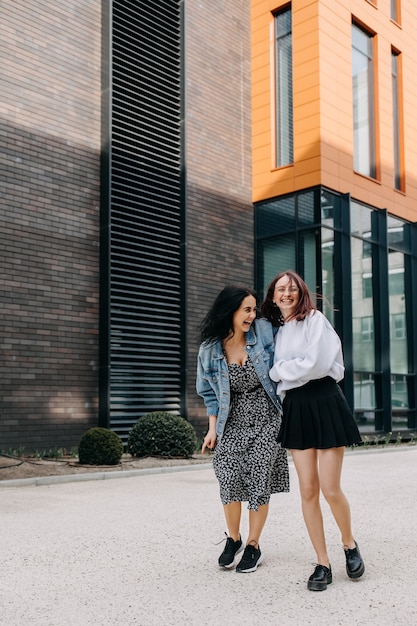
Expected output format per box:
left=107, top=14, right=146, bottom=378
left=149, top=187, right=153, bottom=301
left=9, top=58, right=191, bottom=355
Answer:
left=201, top=429, right=217, bottom=453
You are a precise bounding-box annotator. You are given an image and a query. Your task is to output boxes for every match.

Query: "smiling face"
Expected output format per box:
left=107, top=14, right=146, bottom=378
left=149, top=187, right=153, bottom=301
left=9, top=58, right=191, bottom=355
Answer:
left=232, top=294, right=257, bottom=335
left=273, top=275, right=300, bottom=320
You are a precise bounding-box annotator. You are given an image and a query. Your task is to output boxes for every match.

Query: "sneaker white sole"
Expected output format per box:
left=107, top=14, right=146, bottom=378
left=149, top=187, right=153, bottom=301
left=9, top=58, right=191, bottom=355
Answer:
left=236, top=552, right=264, bottom=573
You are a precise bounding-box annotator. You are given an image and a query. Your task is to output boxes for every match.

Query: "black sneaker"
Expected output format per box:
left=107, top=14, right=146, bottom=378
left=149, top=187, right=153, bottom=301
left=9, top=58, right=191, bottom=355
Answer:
left=218, top=534, right=243, bottom=568
left=235, top=544, right=263, bottom=573
left=307, top=564, right=332, bottom=591
left=344, top=541, right=365, bottom=579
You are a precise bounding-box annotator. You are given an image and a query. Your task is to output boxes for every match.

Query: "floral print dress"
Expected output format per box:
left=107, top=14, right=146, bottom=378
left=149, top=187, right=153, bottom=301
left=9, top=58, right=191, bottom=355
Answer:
left=213, top=356, right=289, bottom=511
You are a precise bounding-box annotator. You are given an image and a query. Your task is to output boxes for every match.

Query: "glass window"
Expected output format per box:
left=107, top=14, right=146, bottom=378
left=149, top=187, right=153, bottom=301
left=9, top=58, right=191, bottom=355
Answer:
left=354, top=372, right=376, bottom=408
left=391, top=50, right=403, bottom=191
left=391, top=0, right=400, bottom=23
left=352, top=24, right=376, bottom=178
left=354, top=372, right=377, bottom=432
left=259, top=235, right=296, bottom=294
left=362, top=239, right=372, bottom=258
left=320, top=190, right=335, bottom=225
left=297, top=191, right=316, bottom=226
left=391, top=374, right=408, bottom=430
left=256, top=189, right=416, bottom=434
left=392, top=313, right=405, bottom=340
left=362, top=274, right=372, bottom=299
left=391, top=374, right=408, bottom=408
left=256, top=196, right=296, bottom=238
left=388, top=269, right=404, bottom=295
left=275, top=7, right=293, bottom=167
left=321, top=228, right=334, bottom=323
left=350, top=201, right=373, bottom=238
left=388, top=228, right=404, bottom=249
left=387, top=240, right=409, bottom=424
left=388, top=257, right=407, bottom=375
left=351, top=237, right=375, bottom=372
left=298, top=231, right=317, bottom=299
left=361, top=316, right=374, bottom=342
left=351, top=202, right=376, bottom=383
left=387, top=214, right=409, bottom=252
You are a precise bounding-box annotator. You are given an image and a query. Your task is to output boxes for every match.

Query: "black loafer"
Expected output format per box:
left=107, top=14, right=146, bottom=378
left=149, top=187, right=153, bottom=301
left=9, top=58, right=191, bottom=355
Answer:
left=307, top=564, right=332, bottom=591
left=344, top=541, right=365, bottom=579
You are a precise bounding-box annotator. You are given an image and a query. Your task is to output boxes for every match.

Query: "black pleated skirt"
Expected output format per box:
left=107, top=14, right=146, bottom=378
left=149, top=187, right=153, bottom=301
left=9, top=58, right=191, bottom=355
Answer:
left=279, top=377, right=362, bottom=450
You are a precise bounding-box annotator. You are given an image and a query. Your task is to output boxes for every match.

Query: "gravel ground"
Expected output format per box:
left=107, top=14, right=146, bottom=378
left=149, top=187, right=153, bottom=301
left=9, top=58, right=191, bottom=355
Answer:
left=0, top=446, right=416, bottom=625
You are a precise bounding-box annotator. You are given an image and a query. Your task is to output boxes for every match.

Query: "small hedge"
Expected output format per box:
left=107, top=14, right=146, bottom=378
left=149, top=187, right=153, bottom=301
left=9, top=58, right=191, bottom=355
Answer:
left=127, top=412, right=197, bottom=458
left=78, top=427, right=124, bottom=465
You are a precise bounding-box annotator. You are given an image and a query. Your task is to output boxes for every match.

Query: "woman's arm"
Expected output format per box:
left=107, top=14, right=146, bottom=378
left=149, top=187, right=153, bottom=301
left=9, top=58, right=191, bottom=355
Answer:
left=201, top=414, right=217, bottom=453
left=196, top=350, right=220, bottom=416
left=196, top=348, right=220, bottom=451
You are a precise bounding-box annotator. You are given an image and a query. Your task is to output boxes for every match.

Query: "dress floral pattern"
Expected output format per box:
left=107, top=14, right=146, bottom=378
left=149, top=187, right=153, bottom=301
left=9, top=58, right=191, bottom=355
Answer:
left=213, top=357, right=289, bottom=511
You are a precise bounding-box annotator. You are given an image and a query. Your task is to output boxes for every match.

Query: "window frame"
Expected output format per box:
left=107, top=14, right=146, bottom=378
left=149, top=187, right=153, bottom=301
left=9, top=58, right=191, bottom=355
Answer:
left=273, top=4, right=293, bottom=168
left=351, top=21, right=378, bottom=180
left=390, top=0, right=401, bottom=25
left=391, top=48, right=405, bottom=191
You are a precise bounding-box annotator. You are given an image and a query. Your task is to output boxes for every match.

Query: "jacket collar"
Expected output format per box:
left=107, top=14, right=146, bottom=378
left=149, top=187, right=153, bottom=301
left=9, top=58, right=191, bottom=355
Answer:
left=245, top=323, right=257, bottom=346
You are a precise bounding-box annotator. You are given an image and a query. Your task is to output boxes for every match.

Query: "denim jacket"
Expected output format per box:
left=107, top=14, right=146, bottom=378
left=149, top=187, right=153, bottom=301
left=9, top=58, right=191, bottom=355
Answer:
left=196, top=318, right=282, bottom=440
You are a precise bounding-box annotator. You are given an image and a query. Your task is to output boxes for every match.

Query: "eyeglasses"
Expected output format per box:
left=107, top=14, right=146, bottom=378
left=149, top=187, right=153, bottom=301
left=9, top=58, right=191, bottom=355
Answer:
left=274, top=286, right=299, bottom=294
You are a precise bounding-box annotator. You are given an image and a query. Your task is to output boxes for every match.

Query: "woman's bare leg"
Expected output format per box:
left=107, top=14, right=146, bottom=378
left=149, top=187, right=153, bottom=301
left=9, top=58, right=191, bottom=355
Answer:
left=247, top=503, right=269, bottom=548
left=318, top=447, right=355, bottom=548
left=291, top=448, right=330, bottom=567
left=223, top=501, right=242, bottom=541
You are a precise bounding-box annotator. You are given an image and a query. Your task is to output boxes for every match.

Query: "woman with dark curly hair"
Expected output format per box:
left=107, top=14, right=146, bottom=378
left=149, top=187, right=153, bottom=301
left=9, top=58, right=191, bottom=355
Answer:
left=196, top=285, right=289, bottom=573
left=262, top=270, right=365, bottom=591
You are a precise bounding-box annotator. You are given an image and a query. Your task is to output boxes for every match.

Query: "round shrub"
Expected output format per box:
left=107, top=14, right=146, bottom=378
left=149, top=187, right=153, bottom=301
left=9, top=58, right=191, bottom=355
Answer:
left=78, top=427, right=123, bottom=465
left=127, top=412, right=197, bottom=458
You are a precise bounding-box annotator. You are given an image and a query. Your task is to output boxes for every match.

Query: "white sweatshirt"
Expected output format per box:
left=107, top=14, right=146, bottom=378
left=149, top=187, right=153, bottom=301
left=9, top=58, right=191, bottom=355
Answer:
left=269, top=310, right=345, bottom=395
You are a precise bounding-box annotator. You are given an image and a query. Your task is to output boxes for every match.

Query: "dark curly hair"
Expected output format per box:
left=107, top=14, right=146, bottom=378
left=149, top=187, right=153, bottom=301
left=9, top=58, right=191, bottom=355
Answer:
left=199, top=285, right=258, bottom=344
left=260, top=270, right=316, bottom=326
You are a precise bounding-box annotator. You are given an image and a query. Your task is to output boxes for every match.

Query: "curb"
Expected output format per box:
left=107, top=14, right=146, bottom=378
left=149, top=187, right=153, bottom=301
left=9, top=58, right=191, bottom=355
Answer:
left=0, top=462, right=214, bottom=489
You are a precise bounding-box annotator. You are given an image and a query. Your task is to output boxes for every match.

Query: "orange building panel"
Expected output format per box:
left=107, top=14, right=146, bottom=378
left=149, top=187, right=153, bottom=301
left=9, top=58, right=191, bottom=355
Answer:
left=251, top=0, right=417, bottom=222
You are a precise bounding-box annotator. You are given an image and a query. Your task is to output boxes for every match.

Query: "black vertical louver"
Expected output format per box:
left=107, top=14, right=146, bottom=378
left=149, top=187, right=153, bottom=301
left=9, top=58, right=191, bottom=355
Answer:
left=100, top=0, right=183, bottom=441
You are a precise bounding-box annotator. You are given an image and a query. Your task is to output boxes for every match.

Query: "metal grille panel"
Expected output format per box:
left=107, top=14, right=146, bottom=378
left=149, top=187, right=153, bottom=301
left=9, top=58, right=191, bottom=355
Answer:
left=103, top=0, right=182, bottom=440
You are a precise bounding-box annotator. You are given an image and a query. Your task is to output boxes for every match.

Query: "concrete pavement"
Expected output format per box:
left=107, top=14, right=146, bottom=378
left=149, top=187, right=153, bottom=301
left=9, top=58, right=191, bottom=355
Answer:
left=1, top=446, right=416, bottom=626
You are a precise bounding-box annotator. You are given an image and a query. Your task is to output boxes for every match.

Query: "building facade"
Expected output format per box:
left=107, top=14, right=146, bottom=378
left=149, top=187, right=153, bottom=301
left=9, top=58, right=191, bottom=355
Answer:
left=1, top=1, right=101, bottom=450
left=1, top=0, right=416, bottom=451
left=252, top=0, right=417, bottom=435
left=1, top=0, right=252, bottom=450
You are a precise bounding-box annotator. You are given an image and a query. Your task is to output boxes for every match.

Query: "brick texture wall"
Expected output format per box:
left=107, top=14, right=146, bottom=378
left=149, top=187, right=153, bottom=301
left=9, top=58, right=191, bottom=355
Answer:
left=0, top=1, right=101, bottom=451
left=184, top=1, right=253, bottom=435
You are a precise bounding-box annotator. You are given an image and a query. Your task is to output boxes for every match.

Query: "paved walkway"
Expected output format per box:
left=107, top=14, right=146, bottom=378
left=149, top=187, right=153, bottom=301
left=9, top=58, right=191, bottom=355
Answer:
left=1, top=446, right=416, bottom=626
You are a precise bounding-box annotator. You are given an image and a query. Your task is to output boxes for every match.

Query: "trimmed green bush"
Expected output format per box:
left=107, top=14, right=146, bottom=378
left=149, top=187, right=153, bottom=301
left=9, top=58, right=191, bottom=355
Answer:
left=78, top=427, right=123, bottom=465
left=127, top=412, right=197, bottom=458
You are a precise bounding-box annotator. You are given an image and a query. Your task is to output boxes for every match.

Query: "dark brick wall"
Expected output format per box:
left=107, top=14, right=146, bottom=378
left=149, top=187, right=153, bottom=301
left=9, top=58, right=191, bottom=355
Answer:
left=0, top=1, right=101, bottom=451
left=184, top=1, right=253, bottom=434
left=0, top=0, right=252, bottom=448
